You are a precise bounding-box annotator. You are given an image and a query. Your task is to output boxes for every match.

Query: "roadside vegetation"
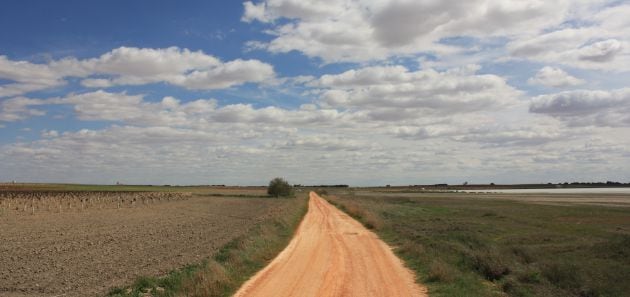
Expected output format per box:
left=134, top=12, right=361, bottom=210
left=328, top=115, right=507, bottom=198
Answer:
left=267, top=177, right=294, bottom=197
left=107, top=192, right=308, bottom=297
left=325, top=190, right=630, bottom=297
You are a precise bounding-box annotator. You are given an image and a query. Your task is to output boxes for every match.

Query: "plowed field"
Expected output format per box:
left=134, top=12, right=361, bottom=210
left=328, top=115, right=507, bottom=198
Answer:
left=0, top=192, right=288, bottom=297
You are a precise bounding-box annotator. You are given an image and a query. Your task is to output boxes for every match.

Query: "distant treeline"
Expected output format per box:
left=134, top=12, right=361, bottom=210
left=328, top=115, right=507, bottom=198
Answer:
left=293, top=184, right=349, bottom=188
left=406, top=181, right=630, bottom=190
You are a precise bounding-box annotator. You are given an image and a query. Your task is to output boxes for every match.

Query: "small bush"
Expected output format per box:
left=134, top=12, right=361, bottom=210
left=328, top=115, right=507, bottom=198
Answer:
left=315, top=188, right=328, bottom=196
left=542, top=261, right=581, bottom=289
left=511, top=246, right=537, bottom=264
left=502, top=278, right=532, bottom=297
left=517, top=269, right=543, bottom=284
left=428, top=260, right=456, bottom=282
left=469, top=249, right=510, bottom=281
left=267, top=177, right=294, bottom=197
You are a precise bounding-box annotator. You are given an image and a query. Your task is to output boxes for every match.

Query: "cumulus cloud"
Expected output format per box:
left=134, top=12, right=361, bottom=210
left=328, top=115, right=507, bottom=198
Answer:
left=454, top=126, right=567, bottom=147
left=313, top=65, right=521, bottom=116
left=275, top=135, right=367, bottom=151
left=0, top=56, right=68, bottom=97
left=577, top=39, right=623, bottom=62
left=242, top=0, right=571, bottom=63
left=56, top=91, right=195, bottom=126
left=391, top=114, right=570, bottom=147
left=241, top=0, right=630, bottom=73
left=82, top=47, right=274, bottom=89
left=530, top=88, right=630, bottom=127
left=528, top=66, right=584, bottom=88
left=3, top=2, right=630, bottom=185
left=0, top=47, right=275, bottom=97
left=3, top=89, right=364, bottom=130
left=0, top=97, right=47, bottom=122
left=40, top=129, right=59, bottom=138
left=508, top=4, right=630, bottom=71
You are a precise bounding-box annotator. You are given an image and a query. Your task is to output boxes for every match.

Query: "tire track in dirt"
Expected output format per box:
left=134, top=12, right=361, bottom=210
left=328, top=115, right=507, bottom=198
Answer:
left=234, top=192, right=427, bottom=297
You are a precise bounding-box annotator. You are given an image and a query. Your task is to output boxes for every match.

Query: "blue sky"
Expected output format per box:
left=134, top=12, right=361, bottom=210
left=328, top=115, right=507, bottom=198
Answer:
left=1, top=0, right=629, bottom=185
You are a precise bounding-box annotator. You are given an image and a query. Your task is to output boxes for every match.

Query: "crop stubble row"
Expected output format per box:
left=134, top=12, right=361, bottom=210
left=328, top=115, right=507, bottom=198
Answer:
left=0, top=191, right=191, bottom=215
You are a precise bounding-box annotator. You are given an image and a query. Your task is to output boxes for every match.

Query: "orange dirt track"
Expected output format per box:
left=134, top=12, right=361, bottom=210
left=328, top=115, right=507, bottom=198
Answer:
left=234, top=192, right=427, bottom=297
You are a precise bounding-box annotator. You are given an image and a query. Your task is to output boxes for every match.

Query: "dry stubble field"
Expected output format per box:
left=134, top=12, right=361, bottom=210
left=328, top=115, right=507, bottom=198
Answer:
left=0, top=186, right=289, bottom=297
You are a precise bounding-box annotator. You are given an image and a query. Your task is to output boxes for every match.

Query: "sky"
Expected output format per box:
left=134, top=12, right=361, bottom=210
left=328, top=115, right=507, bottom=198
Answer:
left=1, top=0, right=629, bottom=186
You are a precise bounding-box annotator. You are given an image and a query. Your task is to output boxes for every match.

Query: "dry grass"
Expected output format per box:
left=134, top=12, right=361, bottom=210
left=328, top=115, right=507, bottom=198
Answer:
left=108, top=194, right=308, bottom=297
left=325, top=190, right=630, bottom=297
left=428, top=260, right=456, bottom=283
left=326, top=195, right=383, bottom=230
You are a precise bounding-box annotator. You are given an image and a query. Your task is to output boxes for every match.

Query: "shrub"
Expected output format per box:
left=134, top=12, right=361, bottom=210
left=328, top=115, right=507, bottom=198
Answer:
left=542, top=261, right=581, bottom=289
left=315, top=188, right=328, bottom=196
left=267, top=177, right=294, bottom=197
left=469, top=248, right=510, bottom=281
left=428, top=260, right=456, bottom=282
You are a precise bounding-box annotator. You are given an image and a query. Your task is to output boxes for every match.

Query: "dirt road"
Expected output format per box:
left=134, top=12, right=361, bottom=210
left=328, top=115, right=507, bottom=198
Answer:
left=234, top=192, right=427, bottom=297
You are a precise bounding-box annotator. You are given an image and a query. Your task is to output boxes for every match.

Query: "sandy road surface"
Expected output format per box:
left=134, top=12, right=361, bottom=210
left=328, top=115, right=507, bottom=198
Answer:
left=234, top=192, right=427, bottom=297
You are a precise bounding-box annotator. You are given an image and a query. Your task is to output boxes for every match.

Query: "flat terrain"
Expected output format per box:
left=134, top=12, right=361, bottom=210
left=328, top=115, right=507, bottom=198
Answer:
left=326, top=189, right=630, bottom=297
left=0, top=189, right=288, bottom=297
left=235, top=192, right=426, bottom=297
left=355, top=190, right=630, bottom=207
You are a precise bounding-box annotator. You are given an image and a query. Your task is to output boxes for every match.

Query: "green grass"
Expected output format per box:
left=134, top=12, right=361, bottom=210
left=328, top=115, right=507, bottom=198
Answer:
left=107, top=193, right=308, bottom=297
left=326, top=192, right=630, bottom=297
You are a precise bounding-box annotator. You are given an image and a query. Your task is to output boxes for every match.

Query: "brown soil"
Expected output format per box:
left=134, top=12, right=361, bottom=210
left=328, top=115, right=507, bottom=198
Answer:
left=0, top=194, right=287, bottom=297
left=234, top=192, right=427, bottom=297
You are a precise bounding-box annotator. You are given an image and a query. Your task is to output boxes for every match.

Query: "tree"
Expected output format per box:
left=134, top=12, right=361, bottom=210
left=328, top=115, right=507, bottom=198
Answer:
left=267, top=177, right=294, bottom=197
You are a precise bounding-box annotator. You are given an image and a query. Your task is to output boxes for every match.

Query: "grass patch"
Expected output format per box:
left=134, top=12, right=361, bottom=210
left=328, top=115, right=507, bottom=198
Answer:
left=325, top=191, right=630, bottom=297
left=107, top=194, right=308, bottom=297
left=195, top=193, right=272, bottom=199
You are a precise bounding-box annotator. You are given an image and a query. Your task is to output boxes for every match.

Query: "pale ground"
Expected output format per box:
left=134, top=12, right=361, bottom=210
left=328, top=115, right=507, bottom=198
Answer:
left=234, top=192, right=427, bottom=297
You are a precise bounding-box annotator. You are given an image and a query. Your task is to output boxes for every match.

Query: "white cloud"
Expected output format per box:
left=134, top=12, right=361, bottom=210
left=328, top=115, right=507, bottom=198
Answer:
left=242, top=0, right=572, bottom=63
left=0, top=97, right=47, bottom=122
left=275, top=135, right=367, bottom=151
left=508, top=4, right=630, bottom=71
left=530, top=88, right=630, bottom=127
left=82, top=47, right=275, bottom=89
left=176, top=59, right=274, bottom=90
left=0, top=56, right=67, bottom=97
left=313, top=65, right=521, bottom=117
left=0, top=47, right=275, bottom=97
left=41, top=129, right=59, bottom=138
left=80, top=78, right=113, bottom=88
left=454, top=126, right=567, bottom=147
left=4, top=89, right=363, bottom=130
left=2, top=2, right=630, bottom=185
left=527, top=66, right=584, bottom=88
left=56, top=91, right=192, bottom=126
left=577, top=39, right=623, bottom=63
left=4, top=117, right=627, bottom=185
left=242, top=1, right=269, bottom=22
left=242, top=0, right=630, bottom=75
